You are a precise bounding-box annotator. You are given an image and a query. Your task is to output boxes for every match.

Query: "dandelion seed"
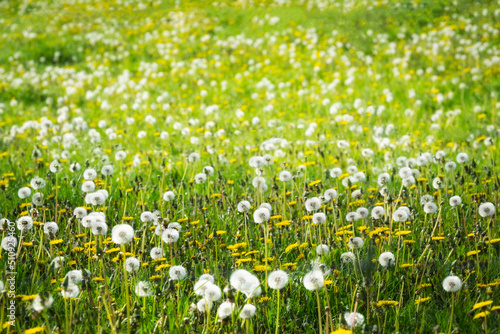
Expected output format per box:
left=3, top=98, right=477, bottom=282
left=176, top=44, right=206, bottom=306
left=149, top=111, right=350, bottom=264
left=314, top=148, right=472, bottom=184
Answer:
left=371, top=206, right=385, bottom=219
left=305, top=197, right=322, bottom=212
left=204, top=283, right=222, bottom=302
left=69, top=163, right=81, bottom=173
left=423, top=202, right=438, bottom=214
left=17, top=216, right=33, bottom=231
left=341, top=252, right=355, bottom=263
left=150, top=247, right=164, bottom=259
left=30, top=177, right=46, bottom=190
left=101, top=164, right=114, bottom=176
left=194, top=173, right=207, bottom=184
left=323, top=188, right=338, bottom=201
left=2, top=236, right=18, bottom=251
left=44, top=222, right=59, bottom=235
left=456, top=152, right=469, bottom=164
left=49, top=160, right=62, bottom=173
left=74, top=207, right=87, bottom=219
left=330, top=168, right=342, bottom=178
left=90, top=221, right=108, bottom=236
left=197, top=298, right=212, bottom=313
left=279, top=170, right=292, bottom=182
left=312, top=212, right=326, bottom=225
left=346, top=212, right=361, bottom=222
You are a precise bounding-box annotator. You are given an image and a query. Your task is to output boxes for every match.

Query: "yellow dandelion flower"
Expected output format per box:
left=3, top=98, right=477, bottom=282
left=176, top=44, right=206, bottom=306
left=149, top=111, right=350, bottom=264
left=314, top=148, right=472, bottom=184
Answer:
left=259, top=297, right=270, bottom=303
left=24, top=327, right=45, bottom=334
left=467, top=250, right=481, bottom=256
left=472, top=300, right=493, bottom=310
left=415, top=297, right=431, bottom=304
left=473, top=311, right=490, bottom=319
left=330, top=329, right=353, bottom=334
left=376, top=300, right=399, bottom=307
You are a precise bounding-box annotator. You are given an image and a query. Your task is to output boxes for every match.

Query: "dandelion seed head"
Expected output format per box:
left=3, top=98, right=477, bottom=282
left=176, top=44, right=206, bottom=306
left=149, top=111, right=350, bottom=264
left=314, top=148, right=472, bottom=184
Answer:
left=348, top=237, right=364, bottom=250
left=442, top=276, right=462, bottom=292
left=478, top=202, right=495, bottom=218
left=126, top=257, right=140, bottom=272
left=135, top=281, right=153, bottom=297
left=305, top=197, right=322, bottom=212
left=169, top=265, right=187, bottom=280
left=303, top=270, right=324, bottom=291
left=162, top=228, right=180, bottom=244
left=111, top=224, right=135, bottom=245
left=32, top=294, right=54, bottom=312
left=267, top=270, right=289, bottom=290
left=239, top=304, right=257, bottom=319
left=344, top=312, right=365, bottom=327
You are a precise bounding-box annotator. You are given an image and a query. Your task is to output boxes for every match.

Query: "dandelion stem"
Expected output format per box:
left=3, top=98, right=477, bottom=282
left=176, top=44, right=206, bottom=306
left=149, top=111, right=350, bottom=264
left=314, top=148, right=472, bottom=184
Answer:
left=315, top=289, right=323, bottom=334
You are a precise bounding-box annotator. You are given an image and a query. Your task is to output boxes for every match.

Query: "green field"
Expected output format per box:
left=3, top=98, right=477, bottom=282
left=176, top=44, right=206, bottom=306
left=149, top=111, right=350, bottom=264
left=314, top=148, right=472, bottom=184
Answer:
left=0, top=0, right=500, bottom=333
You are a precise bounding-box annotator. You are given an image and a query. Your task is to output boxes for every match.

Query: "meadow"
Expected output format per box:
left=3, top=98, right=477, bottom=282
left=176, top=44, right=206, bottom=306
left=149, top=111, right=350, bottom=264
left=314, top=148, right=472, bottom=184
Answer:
left=0, top=0, right=500, bottom=333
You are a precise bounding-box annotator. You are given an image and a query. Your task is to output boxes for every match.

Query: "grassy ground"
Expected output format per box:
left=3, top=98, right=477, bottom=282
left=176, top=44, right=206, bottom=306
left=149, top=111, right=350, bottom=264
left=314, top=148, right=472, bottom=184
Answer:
left=0, top=0, right=499, bottom=333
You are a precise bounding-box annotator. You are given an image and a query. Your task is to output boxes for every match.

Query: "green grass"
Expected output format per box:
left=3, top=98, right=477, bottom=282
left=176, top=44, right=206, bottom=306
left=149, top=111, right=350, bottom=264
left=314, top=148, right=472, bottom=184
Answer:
left=0, top=0, right=499, bottom=333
